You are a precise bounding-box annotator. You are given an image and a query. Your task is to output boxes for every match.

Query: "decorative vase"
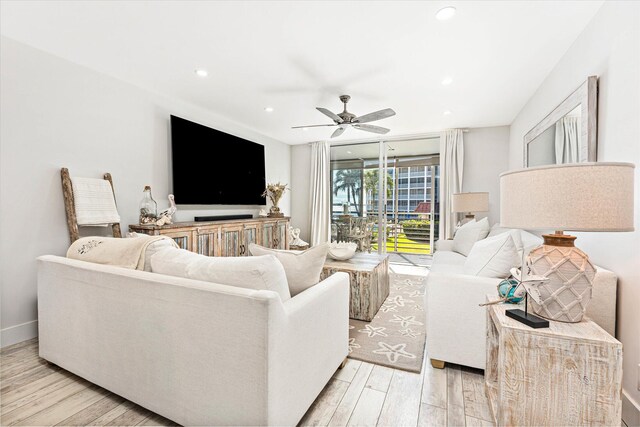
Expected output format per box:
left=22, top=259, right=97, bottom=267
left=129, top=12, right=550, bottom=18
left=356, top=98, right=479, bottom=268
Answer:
left=327, top=242, right=357, bottom=260
left=526, top=234, right=595, bottom=322
left=139, top=185, right=158, bottom=224
left=263, top=182, right=288, bottom=218
left=268, top=205, right=284, bottom=218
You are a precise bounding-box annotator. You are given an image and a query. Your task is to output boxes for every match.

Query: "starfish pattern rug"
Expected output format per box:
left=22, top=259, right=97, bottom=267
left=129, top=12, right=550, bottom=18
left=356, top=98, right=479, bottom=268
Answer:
left=347, top=273, right=426, bottom=373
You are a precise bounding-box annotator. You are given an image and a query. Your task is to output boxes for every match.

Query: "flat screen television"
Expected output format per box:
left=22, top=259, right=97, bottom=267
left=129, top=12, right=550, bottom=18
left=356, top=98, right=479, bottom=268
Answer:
left=170, top=115, right=266, bottom=205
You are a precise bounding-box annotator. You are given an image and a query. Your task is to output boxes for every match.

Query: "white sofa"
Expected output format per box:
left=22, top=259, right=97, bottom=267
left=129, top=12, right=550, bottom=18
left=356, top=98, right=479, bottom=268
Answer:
left=37, top=255, right=349, bottom=426
left=425, top=239, right=617, bottom=370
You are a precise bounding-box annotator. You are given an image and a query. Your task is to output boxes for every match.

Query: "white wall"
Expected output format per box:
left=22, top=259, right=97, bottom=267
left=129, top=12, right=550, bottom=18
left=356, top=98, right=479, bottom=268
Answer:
left=508, top=1, right=640, bottom=419
left=290, top=144, right=312, bottom=242
left=289, top=126, right=510, bottom=241
left=0, top=37, right=291, bottom=346
left=462, top=126, right=510, bottom=225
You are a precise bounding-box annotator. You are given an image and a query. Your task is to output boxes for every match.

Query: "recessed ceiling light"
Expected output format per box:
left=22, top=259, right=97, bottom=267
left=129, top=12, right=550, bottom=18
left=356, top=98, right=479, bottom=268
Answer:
left=436, top=6, right=456, bottom=21
left=194, top=69, right=208, bottom=77
left=441, top=77, right=453, bottom=86
left=347, top=150, right=352, bottom=154
left=302, top=127, right=309, bottom=131
left=264, top=107, right=274, bottom=113
left=443, top=110, right=452, bottom=115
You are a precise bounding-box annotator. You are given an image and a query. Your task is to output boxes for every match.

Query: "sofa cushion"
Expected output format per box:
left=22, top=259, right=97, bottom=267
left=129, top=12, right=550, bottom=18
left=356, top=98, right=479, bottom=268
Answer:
left=430, top=262, right=467, bottom=275
left=248, top=243, right=329, bottom=296
left=463, top=232, right=519, bottom=278
left=452, top=217, right=490, bottom=256
left=150, top=248, right=291, bottom=301
left=432, top=250, right=467, bottom=267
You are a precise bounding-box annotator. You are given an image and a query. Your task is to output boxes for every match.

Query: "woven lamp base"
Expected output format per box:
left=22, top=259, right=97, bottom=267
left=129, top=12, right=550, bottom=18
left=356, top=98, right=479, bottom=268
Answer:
left=526, top=233, right=596, bottom=323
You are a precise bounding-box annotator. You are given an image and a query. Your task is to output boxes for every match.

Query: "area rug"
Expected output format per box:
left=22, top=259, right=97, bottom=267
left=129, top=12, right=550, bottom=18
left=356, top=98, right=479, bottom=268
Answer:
left=347, top=273, right=426, bottom=373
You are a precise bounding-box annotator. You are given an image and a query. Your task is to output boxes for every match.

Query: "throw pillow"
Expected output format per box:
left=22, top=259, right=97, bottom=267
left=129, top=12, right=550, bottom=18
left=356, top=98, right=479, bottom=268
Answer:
left=248, top=243, right=329, bottom=296
left=463, top=232, right=519, bottom=278
left=143, top=237, right=179, bottom=272
left=452, top=217, right=490, bottom=256
left=150, top=248, right=291, bottom=302
left=487, top=224, right=542, bottom=258
left=519, top=230, right=543, bottom=256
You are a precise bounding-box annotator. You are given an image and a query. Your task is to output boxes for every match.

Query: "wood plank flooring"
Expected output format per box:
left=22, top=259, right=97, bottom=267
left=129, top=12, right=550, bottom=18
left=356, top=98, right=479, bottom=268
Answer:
left=1, top=338, right=493, bottom=426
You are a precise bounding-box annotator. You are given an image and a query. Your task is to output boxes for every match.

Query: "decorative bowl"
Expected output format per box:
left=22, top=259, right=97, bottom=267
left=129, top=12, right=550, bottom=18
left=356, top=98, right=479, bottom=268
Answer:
left=328, top=242, right=357, bottom=260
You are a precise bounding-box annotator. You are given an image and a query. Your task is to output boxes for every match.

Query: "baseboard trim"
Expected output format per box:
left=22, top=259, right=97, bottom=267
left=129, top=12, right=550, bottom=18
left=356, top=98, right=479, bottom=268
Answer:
left=1, top=320, right=38, bottom=348
left=623, top=389, right=640, bottom=427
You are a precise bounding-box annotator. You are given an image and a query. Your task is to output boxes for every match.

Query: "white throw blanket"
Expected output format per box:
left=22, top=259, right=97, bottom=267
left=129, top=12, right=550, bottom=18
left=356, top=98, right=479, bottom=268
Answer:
left=67, top=235, right=177, bottom=270
left=71, top=177, right=121, bottom=225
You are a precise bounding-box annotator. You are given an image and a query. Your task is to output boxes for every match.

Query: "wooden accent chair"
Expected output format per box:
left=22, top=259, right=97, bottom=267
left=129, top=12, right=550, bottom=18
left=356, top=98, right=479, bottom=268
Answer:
left=61, top=168, right=122, bottom=243
left=335, top=216, right=374, bottom=253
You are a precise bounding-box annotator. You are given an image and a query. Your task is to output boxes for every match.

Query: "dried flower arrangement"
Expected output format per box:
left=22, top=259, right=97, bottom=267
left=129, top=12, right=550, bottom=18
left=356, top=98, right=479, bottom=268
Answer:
left=262, top=182, right=289, bottom=217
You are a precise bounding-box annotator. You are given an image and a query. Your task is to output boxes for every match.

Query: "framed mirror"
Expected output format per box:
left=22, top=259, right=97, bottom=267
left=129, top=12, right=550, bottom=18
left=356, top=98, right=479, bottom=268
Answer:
left=524, top=76, right=598, bottom=167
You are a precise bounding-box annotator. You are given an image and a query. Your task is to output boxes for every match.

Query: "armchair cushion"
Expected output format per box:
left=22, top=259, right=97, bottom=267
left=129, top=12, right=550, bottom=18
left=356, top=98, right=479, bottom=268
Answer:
left=249, top=243, right=329, bottom=296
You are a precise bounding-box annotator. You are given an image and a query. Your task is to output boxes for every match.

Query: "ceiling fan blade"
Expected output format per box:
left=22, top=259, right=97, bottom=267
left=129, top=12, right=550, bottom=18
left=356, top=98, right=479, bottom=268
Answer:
left=331, top=127, right=347, bottom=138
left=354, top=108, right=396, bottom=124
left=316, top=107, right=344, bottom=123
left=291, top=124, right=338, bottom=129
left=353, top=124, right=390, bottom=134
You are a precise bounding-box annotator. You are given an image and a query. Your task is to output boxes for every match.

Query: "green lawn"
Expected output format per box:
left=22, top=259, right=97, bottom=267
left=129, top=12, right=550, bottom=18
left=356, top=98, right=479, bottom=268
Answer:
left=371, top=232, right=431, bottom=254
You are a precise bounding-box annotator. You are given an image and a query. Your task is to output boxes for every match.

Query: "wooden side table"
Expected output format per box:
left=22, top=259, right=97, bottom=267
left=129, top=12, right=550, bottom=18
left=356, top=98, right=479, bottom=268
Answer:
left=485, top=296, right=622, bottom=426
left=320, top=253, right=389, bottom=321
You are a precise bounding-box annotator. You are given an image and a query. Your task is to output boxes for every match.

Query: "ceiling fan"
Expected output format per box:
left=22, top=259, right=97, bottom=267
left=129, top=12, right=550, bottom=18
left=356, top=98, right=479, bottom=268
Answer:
left=292, top=95, right=396, bottom=138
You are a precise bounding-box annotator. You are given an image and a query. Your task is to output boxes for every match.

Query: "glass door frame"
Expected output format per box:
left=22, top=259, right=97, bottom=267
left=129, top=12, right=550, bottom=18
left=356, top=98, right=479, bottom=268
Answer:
left=377, top=141, right=388, bottom=254
left=330, top=138, right=439, bottom=256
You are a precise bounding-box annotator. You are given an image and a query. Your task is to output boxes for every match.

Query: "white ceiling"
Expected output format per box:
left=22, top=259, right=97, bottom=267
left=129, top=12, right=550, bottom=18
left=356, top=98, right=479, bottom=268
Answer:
left=0, top=1, right=603, bottom=145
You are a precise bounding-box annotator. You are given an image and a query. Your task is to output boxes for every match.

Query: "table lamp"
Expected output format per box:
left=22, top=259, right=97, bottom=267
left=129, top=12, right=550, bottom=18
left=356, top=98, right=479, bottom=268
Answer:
left=452, top=192, right=489, bottom=225
left=500, top=162, right=634, bottom=325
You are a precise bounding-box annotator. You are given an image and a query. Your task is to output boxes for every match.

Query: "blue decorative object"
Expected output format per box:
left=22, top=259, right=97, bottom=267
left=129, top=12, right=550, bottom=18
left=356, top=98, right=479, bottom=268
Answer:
left=498, top=279, right=524, bottom=304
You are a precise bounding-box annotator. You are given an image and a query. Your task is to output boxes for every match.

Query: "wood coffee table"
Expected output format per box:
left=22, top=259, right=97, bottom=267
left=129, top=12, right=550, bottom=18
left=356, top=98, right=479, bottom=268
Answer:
left=320, top=253, right=389, bottom=321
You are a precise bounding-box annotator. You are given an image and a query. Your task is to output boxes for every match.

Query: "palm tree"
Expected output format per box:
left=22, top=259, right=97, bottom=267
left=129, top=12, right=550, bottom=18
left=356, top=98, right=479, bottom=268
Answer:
left=364, top=169, right=394, bottom=212
left=333, top=169, right=362, bottom=216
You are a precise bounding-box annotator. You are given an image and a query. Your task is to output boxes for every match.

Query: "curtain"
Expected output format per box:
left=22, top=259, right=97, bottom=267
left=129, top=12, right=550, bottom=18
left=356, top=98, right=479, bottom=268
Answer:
left=439, top=129, right=464, bottom=240
left=555, top=116, right=580, bottom=164
left=309, top=141, right=331, bottom=246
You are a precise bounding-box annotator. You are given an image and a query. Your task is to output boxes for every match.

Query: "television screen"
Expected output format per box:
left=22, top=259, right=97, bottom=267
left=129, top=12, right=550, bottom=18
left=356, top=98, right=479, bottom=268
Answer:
left=170, top=115, right=266, bottom=205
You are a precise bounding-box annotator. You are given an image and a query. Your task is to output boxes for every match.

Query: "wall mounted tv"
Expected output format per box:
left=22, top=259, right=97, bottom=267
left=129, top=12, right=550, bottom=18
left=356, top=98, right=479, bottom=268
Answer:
left=170, top=115, right=266, bottom=205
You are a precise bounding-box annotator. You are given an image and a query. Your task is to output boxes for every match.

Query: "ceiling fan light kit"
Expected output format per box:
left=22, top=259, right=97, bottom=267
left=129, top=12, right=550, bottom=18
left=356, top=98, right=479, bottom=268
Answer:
left=293, top=95, right=396, bottom=138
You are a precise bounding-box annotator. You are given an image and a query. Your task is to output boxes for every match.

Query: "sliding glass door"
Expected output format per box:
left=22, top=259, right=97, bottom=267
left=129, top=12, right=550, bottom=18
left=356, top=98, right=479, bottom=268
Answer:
left=330, top=138, right=440, bottom=255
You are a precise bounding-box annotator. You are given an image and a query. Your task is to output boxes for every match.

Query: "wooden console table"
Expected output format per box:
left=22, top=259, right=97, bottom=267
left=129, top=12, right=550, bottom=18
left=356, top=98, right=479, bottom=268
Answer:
left=485, top=297, right=622, bottom=426
left=320, top=253, right=389, bottom=321
left=130, top=217, right=289, bottom=257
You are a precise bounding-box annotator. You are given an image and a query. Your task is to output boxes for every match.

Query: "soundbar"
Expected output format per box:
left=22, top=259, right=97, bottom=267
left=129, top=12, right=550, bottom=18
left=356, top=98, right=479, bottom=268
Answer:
left=194, top=214, right=253, bottom=222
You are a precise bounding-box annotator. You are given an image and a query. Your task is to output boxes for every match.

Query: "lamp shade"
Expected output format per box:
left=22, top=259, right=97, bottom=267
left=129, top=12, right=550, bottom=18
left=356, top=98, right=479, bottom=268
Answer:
left=451, top=192, right=489, bottom=213
left=500, top=162, right=635, bottom=231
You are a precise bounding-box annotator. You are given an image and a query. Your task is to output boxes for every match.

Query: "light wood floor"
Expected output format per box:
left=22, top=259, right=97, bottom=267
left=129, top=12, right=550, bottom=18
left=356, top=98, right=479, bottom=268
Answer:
left=1, top=338, right=493, bottom=426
